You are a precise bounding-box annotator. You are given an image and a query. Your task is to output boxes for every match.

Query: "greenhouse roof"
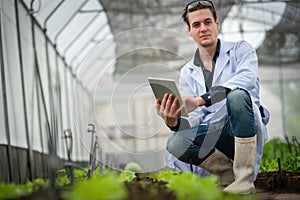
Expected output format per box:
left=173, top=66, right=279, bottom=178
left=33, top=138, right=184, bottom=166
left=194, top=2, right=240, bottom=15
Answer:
left=23, top=0, right=300, bottom=92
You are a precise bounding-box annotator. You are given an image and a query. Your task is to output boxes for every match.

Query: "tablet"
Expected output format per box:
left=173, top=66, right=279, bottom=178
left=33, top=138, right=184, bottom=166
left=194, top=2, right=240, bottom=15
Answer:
left=148, top=77, right=188, bottom=117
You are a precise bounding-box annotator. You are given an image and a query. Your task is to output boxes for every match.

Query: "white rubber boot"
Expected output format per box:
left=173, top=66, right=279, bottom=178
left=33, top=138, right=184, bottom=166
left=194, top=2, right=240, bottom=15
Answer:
left=223, top=135, right=256, bottom=194
left=199, top=149, right=234, bottom=187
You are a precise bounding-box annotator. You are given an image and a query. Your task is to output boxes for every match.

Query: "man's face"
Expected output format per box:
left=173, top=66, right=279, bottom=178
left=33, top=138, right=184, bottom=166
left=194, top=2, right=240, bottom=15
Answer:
left=187, top=8, right=219, bottom=48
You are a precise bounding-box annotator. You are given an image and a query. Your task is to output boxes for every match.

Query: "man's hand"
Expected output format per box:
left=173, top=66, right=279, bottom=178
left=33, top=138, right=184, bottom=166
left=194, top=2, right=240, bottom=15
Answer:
left=156, top=93, right=183, bottom=127
left=182, top=96, right=205, bottom=112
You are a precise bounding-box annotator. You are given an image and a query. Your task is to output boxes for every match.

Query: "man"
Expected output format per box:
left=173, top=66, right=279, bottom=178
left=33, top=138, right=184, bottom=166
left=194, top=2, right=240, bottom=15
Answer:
left=156, top=0, right=269, bottom=195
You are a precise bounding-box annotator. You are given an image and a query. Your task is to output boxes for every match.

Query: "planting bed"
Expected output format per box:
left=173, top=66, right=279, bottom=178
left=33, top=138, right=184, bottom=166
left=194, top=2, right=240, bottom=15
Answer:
left=255, top=171, right=300, bottom=200
left=2, top=171, right=300, bottom=200
left=255, top=171, right=300, bottom=193
left=124, top=172, right=300, bottom=200
left=125, top=172, right=300, bottom=200
left=2, top=138, right=299, bottom=200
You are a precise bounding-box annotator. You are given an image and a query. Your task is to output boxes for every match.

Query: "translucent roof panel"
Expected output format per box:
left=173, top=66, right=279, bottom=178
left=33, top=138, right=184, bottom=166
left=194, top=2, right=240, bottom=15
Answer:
left=22, top=0, right=300, bottom=91
left=220, top=2, right=286, bottom=48
left=99, top=0, right=300, bottom=76
left=60, top=11, right=108, bottom=63
left=22, top=0, right=115, bottom=92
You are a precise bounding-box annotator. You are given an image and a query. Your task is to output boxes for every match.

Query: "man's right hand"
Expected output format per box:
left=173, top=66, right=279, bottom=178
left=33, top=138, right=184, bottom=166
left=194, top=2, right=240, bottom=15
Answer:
left=156, top=93, right=183, bottom=127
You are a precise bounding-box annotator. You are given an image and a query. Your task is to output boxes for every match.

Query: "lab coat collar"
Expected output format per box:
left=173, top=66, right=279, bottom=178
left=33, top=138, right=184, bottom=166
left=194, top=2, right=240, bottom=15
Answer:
left=213, top=40, right=235, bottom=85
left=189, top=39, right=235, bottom=86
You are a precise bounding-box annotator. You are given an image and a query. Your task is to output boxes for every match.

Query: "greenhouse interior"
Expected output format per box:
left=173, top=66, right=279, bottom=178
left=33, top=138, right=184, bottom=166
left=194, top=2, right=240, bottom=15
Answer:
left=0, top=0, right=300, bottom=199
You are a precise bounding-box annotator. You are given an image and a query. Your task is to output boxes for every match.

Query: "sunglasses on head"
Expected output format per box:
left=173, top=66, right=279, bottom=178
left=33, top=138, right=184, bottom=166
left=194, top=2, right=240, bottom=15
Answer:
left=186, top=0, right=215, bottom=12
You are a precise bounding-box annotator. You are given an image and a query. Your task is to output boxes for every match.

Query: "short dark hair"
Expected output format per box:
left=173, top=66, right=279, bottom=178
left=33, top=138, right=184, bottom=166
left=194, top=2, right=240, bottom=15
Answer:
left=182, top=1, right=217, bottom=27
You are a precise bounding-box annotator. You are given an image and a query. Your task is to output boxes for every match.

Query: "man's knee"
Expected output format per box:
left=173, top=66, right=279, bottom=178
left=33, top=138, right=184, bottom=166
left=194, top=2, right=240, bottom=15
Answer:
left=167, top=142, right=204, bottom=165
left=227, top=89, right=251, bottom=110
left=166, top=128, right=198, bottom=158
left=166, top=134, right=185, bottom=158
left=166, top=137, right=176, bottom=156
left=227, top=89, right=249, bottom=102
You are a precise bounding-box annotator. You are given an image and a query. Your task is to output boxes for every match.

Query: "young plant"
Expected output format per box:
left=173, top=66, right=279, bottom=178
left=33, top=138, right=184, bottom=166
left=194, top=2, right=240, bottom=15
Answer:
left=65, top=173, right=128, bottom=200
left=260, top=138, right=300, bottom=172
left=153, top=170, right=253, bottom=200
left=119, top=170, right=136, bottom=182
left=0, top=181, right=34, bottom=199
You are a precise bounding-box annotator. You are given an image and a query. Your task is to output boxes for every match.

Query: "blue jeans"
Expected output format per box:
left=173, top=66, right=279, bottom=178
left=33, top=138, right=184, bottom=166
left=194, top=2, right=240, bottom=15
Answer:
left=166, top=89, right=255, bottom=165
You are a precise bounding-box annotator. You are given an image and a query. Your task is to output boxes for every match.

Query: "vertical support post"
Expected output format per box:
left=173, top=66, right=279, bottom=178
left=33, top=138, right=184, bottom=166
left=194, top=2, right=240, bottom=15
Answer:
left=87, top=123, right=96, bottom=177
left=15, top=0, right=33, bottom=181
left=63, top=129, right=74, bottom=185
left=0, top=7, right=13, bottom=183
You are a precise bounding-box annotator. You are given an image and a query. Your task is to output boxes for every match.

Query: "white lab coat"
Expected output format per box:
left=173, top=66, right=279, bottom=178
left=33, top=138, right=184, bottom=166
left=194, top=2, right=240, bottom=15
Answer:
left=165, top=39, right=269, bottom=180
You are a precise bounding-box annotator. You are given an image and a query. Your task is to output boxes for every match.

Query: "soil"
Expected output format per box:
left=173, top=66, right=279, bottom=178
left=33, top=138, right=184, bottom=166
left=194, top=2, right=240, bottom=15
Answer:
left=255, top=171, right=300, bottom=200
left=124, top=176, right=176, bottom=200
left=255, top=171, right=300, bottom=193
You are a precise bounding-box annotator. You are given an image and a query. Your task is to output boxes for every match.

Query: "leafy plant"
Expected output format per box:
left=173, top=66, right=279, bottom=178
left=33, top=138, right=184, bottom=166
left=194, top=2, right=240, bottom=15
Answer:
left=169, top=172, right=222, bottom=200
left=153, top=170, right=253, bottom=200
left=119, top=170, right=136, bottom=182
left=56, top=168, right=89, bottom=185
left=152, top=169, right=182, bottom=182
left=260, top=138, right=300, bottom=172
left=0, top=181, right=34, bottom=199
left=0, top=177, right=51, bottom=200
left=259, top=159, right=279, bottom=172
left=65, top=173, right=128, bottom=200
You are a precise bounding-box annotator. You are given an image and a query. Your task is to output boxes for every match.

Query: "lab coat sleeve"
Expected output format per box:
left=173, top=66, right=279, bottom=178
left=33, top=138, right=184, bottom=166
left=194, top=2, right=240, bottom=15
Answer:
left=222, top=41, right=258, bottom=92
left=178, top=66, right=205, bottom=128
